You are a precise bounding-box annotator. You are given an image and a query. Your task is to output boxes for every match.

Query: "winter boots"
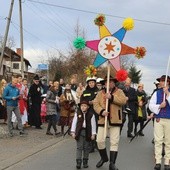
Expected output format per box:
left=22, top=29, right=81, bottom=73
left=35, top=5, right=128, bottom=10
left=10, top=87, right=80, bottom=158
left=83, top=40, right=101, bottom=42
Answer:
left=76, top=159, right=82, bottom=169
left=109, top=151, right=119, bottom=170
left=83, top=158, right=88, bottom=168
left=96, top=148, right=109, bottom=168
left=154, top=164, right=161, bottom=170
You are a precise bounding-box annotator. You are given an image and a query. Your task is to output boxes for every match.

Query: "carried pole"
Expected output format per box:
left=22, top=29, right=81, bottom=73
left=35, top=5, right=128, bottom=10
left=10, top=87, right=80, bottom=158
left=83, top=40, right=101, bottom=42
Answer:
left=129, top=119, right=151, bottom=143
left=19, top=0, right=24, bottom=78
left=163, top=55, right=170, bottom=101
left=104, top=61, right=111, bottom=138
left=0, top=0, right=15, bottom=72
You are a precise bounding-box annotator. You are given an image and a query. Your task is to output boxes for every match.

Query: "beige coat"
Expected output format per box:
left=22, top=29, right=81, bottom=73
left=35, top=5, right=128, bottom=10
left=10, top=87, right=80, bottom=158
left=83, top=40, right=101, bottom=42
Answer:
left=93, top=88, right=127, bottom=126
left=60, top=94, right=75, bottom=117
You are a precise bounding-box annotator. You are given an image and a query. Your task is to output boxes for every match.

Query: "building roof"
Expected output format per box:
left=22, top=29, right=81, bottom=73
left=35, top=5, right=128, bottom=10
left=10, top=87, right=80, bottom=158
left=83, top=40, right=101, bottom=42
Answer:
left=0, top=47, right=31, bottom=67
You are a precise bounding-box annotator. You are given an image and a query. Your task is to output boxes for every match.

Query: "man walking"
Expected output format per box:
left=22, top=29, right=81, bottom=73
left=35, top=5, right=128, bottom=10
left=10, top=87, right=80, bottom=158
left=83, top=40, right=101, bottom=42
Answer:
left=93, top=75, right=127, bottom=170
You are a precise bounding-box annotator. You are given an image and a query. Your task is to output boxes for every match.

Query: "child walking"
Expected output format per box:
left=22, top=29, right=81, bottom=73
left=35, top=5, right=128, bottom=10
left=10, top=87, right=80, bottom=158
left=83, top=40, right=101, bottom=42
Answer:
left=40, top=98, right=47, bottom=123
left=71, top=100, right=96, bottom=169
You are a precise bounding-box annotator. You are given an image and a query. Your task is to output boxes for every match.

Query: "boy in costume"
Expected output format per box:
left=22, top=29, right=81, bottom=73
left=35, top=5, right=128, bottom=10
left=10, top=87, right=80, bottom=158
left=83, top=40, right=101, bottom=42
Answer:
left=71, top=100, right=96, bottom=169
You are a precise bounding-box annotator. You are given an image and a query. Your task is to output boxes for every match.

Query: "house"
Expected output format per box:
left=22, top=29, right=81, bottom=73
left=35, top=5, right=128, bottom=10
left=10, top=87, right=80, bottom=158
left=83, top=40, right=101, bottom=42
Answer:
left=0, top=47, right=35, bottom=82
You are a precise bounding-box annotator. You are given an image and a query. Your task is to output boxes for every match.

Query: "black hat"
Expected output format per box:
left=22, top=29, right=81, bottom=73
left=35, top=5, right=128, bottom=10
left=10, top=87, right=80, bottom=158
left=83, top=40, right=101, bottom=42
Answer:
left=33, top=74, right=40, bottom=80
left=156, top=75, right=170, bottom=82
left=100, top=75, right=118, bottom=85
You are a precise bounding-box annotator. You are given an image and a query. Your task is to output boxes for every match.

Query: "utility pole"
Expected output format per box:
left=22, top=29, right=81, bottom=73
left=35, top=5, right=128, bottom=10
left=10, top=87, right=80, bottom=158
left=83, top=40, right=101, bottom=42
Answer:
left=0, top=0, right=15, bottom=74
left=19, top=0, right=24, bottom=78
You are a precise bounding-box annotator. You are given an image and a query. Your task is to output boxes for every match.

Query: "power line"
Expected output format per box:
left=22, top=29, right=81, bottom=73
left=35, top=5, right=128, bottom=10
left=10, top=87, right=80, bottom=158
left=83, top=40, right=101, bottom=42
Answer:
left=11, top=20, right=59, bottom=51
left=24, top=1, right=73, bottom=38
left=27, top=0, right=170, bottom=26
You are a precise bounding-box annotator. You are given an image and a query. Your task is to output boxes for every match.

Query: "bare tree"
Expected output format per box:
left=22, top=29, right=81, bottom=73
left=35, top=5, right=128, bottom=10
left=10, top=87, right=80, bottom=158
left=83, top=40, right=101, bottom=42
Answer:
left=0, top=35, right=16, bottom=49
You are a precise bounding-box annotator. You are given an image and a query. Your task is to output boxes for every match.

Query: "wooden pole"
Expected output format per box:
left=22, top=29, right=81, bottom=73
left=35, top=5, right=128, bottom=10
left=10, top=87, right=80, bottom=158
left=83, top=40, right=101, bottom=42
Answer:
left=0, top=0, right=15, bottom=73
left=19, top=0, right=24, bottom=78
left=104, top=61, right=111, bottom=138
left=163, top=55, right=170, bottom=101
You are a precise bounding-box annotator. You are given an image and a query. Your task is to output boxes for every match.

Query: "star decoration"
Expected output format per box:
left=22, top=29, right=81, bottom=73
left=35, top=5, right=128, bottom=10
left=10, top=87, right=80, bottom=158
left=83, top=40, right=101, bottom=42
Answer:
left=85, top=16, right=142, bottom=71
left=73, top=15, right=146, bottom=72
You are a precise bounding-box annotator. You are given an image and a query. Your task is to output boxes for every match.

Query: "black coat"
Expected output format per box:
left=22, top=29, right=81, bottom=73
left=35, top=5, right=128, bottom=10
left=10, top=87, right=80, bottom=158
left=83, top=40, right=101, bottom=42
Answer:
left=123, top=86, right=138, bottom=115
left=80, top=85, right=98, bottom=119
left=28, top=83, right=42, bottom=127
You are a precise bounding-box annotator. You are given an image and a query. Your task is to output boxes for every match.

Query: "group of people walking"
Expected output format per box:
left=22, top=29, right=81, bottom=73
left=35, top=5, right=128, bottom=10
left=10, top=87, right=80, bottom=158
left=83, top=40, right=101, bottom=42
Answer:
left=70, top=74, right=170, bottom=170
left=0, top=73, right=170, bottom=170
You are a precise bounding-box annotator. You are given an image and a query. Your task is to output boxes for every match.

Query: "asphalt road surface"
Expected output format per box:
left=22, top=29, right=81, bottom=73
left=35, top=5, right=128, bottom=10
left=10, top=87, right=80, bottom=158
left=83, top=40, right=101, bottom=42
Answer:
left=5, top=121, right=156, bottom=170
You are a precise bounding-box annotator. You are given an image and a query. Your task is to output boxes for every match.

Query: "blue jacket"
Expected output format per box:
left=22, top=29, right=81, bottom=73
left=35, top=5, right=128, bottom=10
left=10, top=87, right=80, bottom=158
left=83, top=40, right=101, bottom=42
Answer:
left=3, top=83, right=20, bottom=107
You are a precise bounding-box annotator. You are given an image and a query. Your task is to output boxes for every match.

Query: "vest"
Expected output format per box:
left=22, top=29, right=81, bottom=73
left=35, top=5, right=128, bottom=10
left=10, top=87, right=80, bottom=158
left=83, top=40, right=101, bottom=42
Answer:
left=75, top=109, right=93, bottom=141
left=155, top=88, right=170, bottom=119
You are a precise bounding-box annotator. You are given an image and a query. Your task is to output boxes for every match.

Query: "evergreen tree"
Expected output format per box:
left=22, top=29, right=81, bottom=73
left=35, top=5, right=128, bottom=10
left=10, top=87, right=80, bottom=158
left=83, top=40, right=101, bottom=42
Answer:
left=128, top=65, right=142, bottom=86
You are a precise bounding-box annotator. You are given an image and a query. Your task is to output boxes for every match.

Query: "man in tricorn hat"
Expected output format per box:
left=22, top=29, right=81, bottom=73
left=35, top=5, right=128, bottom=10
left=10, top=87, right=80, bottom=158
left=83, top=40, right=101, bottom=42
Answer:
left=149, top=75, right=170, bottom=170
left=93, top=75, right=127, bottom=170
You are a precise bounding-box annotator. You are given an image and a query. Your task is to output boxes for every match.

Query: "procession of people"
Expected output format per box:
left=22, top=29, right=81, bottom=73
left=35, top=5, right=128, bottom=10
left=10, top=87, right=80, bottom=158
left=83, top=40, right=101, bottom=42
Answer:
left=0, top=72, right=170, bottom=170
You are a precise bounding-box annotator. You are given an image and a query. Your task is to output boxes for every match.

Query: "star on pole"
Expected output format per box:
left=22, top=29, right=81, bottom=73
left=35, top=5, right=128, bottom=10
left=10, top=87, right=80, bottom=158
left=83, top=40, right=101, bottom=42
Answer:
left=73, top=14, right=146, bottom=72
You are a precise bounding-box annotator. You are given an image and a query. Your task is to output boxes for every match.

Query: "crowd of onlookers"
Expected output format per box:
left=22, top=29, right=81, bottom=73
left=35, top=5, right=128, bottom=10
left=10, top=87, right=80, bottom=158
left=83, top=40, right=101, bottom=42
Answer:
left=0, top=74, right=153, bottom=139
left=1, top=73, right=169, bottom=170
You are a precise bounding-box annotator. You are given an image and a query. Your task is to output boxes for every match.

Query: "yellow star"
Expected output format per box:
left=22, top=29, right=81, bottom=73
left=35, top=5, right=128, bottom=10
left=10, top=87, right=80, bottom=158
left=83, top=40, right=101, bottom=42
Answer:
left=104, top=41, right=115, bottom=53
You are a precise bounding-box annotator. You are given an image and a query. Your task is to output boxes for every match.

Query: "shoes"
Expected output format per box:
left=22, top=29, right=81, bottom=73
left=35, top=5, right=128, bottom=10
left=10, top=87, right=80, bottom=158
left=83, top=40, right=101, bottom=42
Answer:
left=164, top=165, right=170, bottom=170
left=154, top=164, right=161, bottom=170
left=55, top=132, right=61, bottom=136
left=24, top=123, right=30, bottom=128
left=9, top=133, right=13, bottom=137
left=139, top=132, right=144, bottom=136
left=127, top=133, right=134, bottom=138
left=46, top=132, right=53, bottom=135
left=36, top=126, right=42, bottom=129
left=19, top=131, right=26, bottom=137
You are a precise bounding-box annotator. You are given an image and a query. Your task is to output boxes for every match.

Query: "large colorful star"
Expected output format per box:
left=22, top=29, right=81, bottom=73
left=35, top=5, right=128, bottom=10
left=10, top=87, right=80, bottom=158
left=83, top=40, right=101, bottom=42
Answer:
left=73, top=15, right=146, bottom=72
left=86, top=16, right=136, bottom=71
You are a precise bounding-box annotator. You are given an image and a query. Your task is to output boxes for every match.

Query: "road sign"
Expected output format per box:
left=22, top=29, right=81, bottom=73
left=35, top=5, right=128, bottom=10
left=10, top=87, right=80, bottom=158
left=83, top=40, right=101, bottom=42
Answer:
left=38, top=64, right=48, bottom=70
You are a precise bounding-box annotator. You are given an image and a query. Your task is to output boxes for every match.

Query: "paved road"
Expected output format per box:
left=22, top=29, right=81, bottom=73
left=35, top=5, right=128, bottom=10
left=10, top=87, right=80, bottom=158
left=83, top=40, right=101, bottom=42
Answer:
left=3, top=121, right=156, bottom=170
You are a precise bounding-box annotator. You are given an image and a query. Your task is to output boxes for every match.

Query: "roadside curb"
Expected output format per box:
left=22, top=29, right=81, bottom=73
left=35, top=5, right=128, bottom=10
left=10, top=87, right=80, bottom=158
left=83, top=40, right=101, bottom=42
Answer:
left=0, top=136, right=65, bottom=170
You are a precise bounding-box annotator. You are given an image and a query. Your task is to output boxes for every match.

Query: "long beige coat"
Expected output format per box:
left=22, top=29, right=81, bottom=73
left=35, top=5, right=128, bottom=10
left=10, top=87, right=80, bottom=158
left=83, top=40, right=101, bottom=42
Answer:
left=93, top=88, right=127, bottom=126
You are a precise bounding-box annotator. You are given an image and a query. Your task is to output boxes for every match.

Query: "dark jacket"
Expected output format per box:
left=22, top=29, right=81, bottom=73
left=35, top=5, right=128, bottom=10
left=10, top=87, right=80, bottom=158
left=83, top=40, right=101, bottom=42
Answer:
left=134, top=90, right=147, bottom=121
left=123, top=86, right=137, bottom=114
left=80, top=85, right=98, bottom=118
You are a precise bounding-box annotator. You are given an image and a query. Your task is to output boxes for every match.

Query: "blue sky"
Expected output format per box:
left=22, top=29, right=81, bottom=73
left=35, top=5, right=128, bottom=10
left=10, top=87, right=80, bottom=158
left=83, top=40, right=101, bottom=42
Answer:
left=1, top=0, right=170, bottom=93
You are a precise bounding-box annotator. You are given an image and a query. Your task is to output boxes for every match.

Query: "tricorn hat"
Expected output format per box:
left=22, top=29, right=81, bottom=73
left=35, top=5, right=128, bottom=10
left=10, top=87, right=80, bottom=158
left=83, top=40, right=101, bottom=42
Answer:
left=100, top=75, right=118, bottom=85
left=33, top=74, right=40, bottom=80
left=156, top=75, right=170, bottom=82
